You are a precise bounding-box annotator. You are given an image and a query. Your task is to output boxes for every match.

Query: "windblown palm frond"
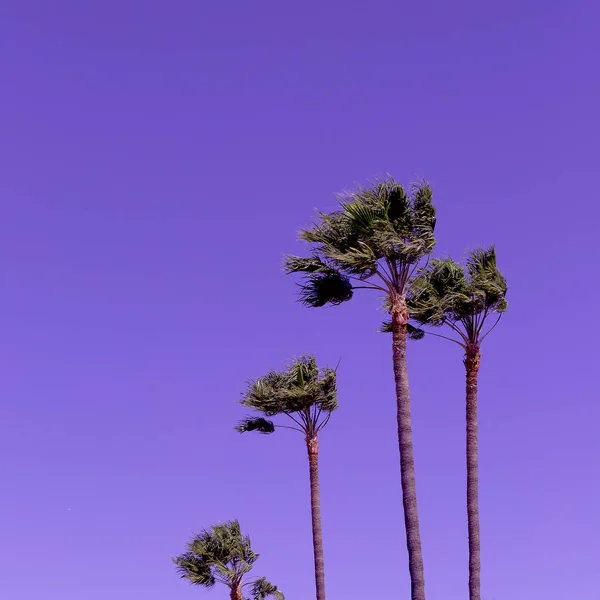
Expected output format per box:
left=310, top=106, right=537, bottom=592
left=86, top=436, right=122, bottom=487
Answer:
left=297, top=270, right=354, bottom=307
left=173, top=551, right=216, bottom=587
left=249, top=577, right=285, bottom=600
left=235, top=417, right=275, bottom=434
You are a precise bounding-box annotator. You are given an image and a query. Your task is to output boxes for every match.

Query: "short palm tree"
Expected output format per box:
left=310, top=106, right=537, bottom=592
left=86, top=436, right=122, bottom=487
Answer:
left=236, top=356, right=337, bottom=600
left=173, top=520, right=284, bottom=600
left=407, top=247, right=507, bottom=600
left=284, top=178, right=436, bottom=600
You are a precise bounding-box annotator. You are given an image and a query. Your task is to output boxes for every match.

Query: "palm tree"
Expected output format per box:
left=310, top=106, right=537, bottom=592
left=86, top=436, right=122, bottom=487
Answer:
left=406, top=247, right=507, bottom=600
left=173, top=520, right=284, bottom=600
left=284, top=178, right=436, bottom=600
left=236, top=356, right=337, bottom=600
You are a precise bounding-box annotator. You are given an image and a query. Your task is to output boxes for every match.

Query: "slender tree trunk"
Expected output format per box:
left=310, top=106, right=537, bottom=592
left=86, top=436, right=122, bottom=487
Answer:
left=465, top=346, right=482, bottom=600
left=306, top=435, right=326, bottom=600
left=230, top=583, right=244, bottom=600
left=391, top=305, right=425, bottom=600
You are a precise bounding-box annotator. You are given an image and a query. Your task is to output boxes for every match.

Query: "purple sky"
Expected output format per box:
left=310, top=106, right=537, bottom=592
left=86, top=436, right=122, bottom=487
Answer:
left=1, top=2, right=599, bottom=599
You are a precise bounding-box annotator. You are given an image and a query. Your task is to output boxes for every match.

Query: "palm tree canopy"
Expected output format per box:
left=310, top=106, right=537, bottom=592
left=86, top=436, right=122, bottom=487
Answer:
left=236, top=356, right=337, bottom=436
left=407, top=246, right=507, bottom=344
left=285, top=177, right=436, bottom=306
left=173, top=520, right=257, bottom=587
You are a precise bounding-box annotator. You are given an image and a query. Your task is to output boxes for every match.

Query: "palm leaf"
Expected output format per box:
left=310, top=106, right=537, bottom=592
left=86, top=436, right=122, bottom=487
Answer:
left=235, top=417, right=275, bottom=434
left=250, top=577, right=285, bottom=600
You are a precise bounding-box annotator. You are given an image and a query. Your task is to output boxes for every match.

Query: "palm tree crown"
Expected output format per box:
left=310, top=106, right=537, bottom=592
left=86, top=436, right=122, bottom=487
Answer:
left=173, top=520, right=284, bottom=600
left=407, top=246, right=507, bottom=348
left=284, top=177, right=436, bottom=312
left=236, top=356, right=337, bottom=437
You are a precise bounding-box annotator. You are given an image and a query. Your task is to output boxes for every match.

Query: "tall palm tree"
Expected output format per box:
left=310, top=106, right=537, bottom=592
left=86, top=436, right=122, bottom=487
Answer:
left=236, top=356, right=337, bottom=600
left=406, top=247, right=507, bottom=600
left=284, top=178, right=436, bottom=600
left=173, top=520, right=284, bottom=600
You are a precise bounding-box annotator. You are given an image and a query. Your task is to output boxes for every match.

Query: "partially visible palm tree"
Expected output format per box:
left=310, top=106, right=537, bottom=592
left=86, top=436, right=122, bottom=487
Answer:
left=173, top=520, right=284, bottom=600
left=236, top=356, right=337, bottom=600
left=406, top=247, right=507, bottom=600
left=284, top=178, right=436, bottom=600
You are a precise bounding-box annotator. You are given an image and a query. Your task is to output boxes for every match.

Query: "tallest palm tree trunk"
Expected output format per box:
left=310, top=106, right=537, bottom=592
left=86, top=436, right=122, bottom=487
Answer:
left=465, top=347, right=482, bottom=600
left=307, top=435, right=326, bottom=600
left=391, top=306, right=426, bottom=600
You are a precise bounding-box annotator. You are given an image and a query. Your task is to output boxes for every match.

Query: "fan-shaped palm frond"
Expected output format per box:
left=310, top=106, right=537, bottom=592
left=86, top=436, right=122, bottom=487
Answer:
left=249, top=577, right=285, bottom=600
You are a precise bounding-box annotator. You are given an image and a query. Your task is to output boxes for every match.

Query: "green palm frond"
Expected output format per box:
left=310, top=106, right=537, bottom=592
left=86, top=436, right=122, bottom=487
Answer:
left=283, top=254, right=330, bottom=275
left=173, top=552, right=216, bottom=587
left=410, top=181, right=436, bottom=253
left=249, top=577, right=285, bottom=600
left=408, top=257, right=471, bottom=325
left=466, top=246, right=508, bottom=311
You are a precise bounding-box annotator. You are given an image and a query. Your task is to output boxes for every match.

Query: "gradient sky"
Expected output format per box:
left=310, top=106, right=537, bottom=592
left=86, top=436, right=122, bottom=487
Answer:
left=1, top=1, right=599, bottom=599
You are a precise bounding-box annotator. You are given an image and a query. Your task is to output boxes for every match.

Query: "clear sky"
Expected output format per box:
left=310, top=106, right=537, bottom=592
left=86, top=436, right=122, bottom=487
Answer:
left=1, top=1, right=599, bottom=599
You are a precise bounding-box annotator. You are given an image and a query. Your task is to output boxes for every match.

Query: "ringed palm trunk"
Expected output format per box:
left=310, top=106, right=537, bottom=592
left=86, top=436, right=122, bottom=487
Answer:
left=391, top=304, right=425, bottom=600
left=230, top=583, right=243, bottom=600
left=465, top=346, right=482, bottom=600
left=306, top=435, right=326, bottom=600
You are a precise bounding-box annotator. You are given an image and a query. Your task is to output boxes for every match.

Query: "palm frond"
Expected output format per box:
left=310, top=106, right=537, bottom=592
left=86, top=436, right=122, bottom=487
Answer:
left=173, top=552, right=216, bottom=587
left=465, top=246, right=508, bottom=312
left=249, top=577, right=285, bottom=600
left=297, top=271, right=354, bottom=307
left=235, top=417, right=275, bottom=435
left=407, top=257, right=470, bottom=325
left=410, top=180, right=436, bottom=255
left=283, top=254, right=330, bottom=275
